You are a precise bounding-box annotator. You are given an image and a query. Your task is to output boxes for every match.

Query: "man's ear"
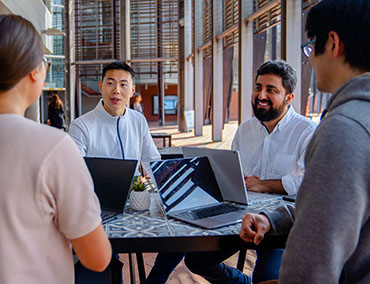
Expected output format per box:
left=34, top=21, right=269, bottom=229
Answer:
left=130, top=85, right=136, bottom=98
left=285, top=93, right=294, bottom=105
left=98, top=81, right=103, bottom=96
left=328, top=31, right=344, bottom=58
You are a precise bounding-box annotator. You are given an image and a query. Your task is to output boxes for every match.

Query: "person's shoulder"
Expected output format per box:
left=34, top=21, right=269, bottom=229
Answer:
left=291, top=112, right=317, bottom=130
left=40, top=123, right=70, bottom=142
left=238, top=117, right=259, bottom=130
left=23, top=116, right=66, bottom=136
left=233, top=118, right=259, bottom=141
left=126, top=107, right=146, bottom=122
left=70, top=107, right=97, bottom=126
left=24, top=119, right=71, bottom=152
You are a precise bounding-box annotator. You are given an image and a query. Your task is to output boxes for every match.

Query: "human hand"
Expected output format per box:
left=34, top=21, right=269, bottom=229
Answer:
left=240, top=213, right=271, bottom=245
left=245, top=175, right=266, bottom=192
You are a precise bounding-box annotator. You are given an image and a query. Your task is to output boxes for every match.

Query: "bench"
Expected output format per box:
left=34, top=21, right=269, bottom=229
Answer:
left=151, top=132, right=172, bottom=147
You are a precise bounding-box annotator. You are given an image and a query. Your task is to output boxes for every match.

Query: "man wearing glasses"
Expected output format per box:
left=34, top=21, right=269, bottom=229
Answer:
left=241, top=0, right=370, bottom=282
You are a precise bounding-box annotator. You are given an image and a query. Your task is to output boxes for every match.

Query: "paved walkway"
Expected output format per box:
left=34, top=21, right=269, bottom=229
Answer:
left=119, top=120, right=256, bottom=283
left=149, top=120, right=238, bottom=149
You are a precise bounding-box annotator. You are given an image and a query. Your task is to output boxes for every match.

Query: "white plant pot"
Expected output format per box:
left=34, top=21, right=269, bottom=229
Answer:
left=130, top=190, right=150, bottom=211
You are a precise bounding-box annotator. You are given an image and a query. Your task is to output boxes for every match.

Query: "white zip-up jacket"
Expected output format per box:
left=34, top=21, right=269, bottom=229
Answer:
left=69, top=100, right=160, bottom=176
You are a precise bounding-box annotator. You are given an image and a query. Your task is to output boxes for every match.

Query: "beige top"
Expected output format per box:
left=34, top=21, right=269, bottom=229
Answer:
left=0, top=114, right=101, bottom=284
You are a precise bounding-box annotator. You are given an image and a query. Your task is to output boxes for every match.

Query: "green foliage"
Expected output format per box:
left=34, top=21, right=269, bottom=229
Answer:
left=131, top=176, right=147, bottom=192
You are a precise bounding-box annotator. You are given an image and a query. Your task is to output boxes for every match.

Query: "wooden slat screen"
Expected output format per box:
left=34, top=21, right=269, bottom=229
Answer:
left=74, top=0, right=120, bottom=63
left=223, top=0, right=239, bottom=48
left=253, top=0, right=281, bottom=35
left=74, top=0, right=120, bottom=95
left=203, top=0, right=212, bottom=58
left=130, top=0, right=178, bottom=81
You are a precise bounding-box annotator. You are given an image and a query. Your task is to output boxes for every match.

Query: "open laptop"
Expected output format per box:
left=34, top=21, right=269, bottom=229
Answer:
left=182, top=147, right=284, bottom=205
left=84, top=157, right=138, bottom=223
left=150, top=157, right=256, bottom=229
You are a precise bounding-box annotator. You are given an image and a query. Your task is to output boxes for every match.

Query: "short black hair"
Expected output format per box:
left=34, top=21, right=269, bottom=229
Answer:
left=256, top=60, right=297, bottom=94
left=102, top=61, right=136, bottom=81
left=306, top=0, right=370, bottom=71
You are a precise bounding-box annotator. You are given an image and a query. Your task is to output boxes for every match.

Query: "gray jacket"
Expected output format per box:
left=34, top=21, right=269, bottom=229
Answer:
left=265, top=73, right=370, bottom=283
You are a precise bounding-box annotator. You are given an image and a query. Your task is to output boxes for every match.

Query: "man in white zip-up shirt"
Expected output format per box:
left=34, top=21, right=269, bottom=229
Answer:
left=185, top=61, right=317, bottom=284
left=69, top=61, right=160, bottom=283
left=69, top=61, right=160, bottom=177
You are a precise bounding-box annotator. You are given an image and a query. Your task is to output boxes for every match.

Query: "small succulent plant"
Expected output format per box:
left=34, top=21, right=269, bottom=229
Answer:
left=131, top=176, right=147, bottom=192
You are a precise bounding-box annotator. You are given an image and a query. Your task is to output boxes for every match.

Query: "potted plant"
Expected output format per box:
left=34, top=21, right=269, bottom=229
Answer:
left=130, top=176, right=150, bottom=211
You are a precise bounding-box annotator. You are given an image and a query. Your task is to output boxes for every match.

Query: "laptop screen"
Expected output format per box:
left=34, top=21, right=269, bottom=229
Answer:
left=150, top=157, right=223, bottom=213
left=182, top=147, right=249, bottom=204
left=84, top=157, right=138, bottom=212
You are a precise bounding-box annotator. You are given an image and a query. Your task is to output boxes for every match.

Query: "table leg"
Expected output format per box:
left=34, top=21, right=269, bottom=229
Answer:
left=237, top=248, right=246, bottom=271
left=128, top=253, right=136, bottom=284
left=136, top=253, right=146, bottom=284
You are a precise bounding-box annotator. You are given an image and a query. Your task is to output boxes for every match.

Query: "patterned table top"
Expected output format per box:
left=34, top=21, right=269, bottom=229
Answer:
left=104, top=192, right=291, bottom=253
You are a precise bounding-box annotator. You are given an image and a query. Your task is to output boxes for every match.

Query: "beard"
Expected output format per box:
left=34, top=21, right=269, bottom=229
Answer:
left=252, top=97, right=286, bottom=122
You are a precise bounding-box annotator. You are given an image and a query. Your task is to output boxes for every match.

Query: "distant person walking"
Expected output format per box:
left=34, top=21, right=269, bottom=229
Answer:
left=131, top=93, right=144, bottom=115
left=47, top=94, right=66, bottom=130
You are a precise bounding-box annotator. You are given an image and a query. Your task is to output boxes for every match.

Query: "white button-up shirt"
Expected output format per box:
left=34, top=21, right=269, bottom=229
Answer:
left=231, top=107, right=317, bottom=195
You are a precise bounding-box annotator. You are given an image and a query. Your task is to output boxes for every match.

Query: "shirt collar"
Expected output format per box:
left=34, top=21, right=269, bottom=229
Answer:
left=95, top=99, right=127, bottom=121
left=275, top=105, right=295, bottom=132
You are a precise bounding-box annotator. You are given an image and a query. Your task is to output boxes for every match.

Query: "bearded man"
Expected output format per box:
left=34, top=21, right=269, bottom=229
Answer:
left=184, top=60, right=317, bottom=284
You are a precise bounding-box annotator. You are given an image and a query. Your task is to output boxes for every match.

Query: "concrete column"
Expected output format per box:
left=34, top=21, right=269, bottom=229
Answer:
left=64, top=0, right=76, bottom=124
left=194, top=0, right=203, bottom=136
left=158, top=1, right=165, bottom=126
left=184, top=0, right=193, bottom=113
left=286, top=0, right=302, bottom=114
left=121, top=0, right=131, bottom=62
left=76, top=72, right=82, bottom=117
left=239, top=0, right=254, bottom=124
left=212, top=0, right=223, bottom=142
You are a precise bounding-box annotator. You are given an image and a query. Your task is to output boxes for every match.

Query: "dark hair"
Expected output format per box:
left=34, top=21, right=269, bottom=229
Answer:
left=306, top=0, right=370, bottom=71
left=102, top=61, right=136, bottom=82
left=256, top=60, right=297, bottom=94
left=0, top=14, right=44, bottom=91
left=49, top=94, right=64, bottom=110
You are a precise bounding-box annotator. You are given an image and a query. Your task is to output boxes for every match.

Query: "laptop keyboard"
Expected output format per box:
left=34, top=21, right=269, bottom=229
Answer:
left=174, top=203, right=245, bottom=221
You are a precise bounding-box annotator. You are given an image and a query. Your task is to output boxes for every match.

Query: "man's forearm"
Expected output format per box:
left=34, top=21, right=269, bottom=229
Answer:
left=260, top=179, right=286, bottom=194
left=247, top=179, right=286, bottom=194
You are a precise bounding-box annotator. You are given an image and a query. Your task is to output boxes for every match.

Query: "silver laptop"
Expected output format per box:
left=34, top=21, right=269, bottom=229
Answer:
left=150, top=157, right=256, bottom=229
left=182, top=147, right=284, bottom=205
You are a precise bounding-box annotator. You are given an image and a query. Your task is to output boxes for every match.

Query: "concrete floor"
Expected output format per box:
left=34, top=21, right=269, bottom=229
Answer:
left=149, top=120, right=239, bottom=150
left=119, top=120, right=256, bottom=283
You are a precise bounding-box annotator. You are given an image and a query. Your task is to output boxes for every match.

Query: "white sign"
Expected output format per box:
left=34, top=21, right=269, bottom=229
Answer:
left=184, top=110, right=194, bottom=132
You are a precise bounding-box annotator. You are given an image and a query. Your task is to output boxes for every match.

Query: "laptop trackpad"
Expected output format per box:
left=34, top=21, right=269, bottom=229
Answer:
left=189, top=209, right=257, bottom=229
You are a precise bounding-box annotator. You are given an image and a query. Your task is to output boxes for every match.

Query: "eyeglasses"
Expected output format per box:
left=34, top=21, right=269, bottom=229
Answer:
left=300, top=38, right=317, bottom=58
left=43, top=56, right=51, bottom=73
